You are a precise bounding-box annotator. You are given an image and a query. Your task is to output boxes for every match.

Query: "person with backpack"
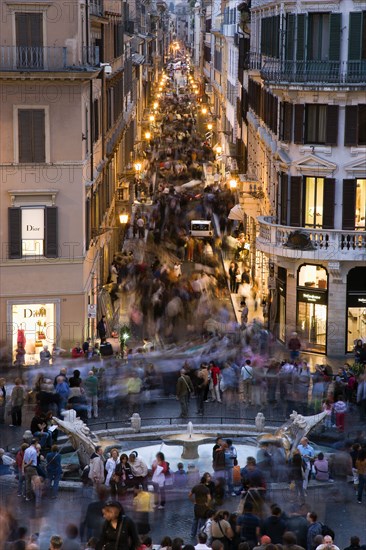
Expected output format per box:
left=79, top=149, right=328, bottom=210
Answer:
left=307, top=512, right=323, bottom=550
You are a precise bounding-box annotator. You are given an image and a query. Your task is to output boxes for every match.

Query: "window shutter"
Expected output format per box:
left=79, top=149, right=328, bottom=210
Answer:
left=285, top=14, right=295, bottom=60
left=294, top=104, right=304, bottom=144
left=344, top=106, right=358, bottom=146
left=296, top=14, right=306, bottom=61
left=342, top=179, right=356, bottom=230
left=18, top=110, right=32, bottom=163
left=322, top=178, right=335, bottom=229
left=8, top=207, right=22, bottom=259
left=325, top=105, right=339, bottom=145
left=45, top=206, right=58, bottom=258
left=18, top=109, right=45, bottom=163
left=283, top=102, right=293, bottom=142
left=329, top=14, right=341, bottom=61
left=16, top=13, right=43, bottom=47
left=290, top=176, right=302, bottom=227
left=348, top=12, right=362, bottom=60
left=280, top=173, right=288, bottom=225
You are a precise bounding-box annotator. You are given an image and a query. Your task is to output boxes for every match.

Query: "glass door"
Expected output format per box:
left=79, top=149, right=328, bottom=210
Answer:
left=298, top=301, right=327, bottom=352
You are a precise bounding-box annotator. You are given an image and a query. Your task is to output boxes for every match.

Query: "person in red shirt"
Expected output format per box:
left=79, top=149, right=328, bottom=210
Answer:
left=208, top=362, right=221, bottom=403
left=71, top=343, right=84, bottom=359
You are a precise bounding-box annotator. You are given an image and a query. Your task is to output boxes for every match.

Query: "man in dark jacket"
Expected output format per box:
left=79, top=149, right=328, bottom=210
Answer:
left=97, top=500, right=139, bottom=550
left=285, top=507, right=309, bottom=549
left=261, top=506, right=286, bottom=544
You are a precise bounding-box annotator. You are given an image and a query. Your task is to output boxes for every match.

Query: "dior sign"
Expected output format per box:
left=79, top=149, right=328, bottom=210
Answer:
left=21, top=208, right=44, bottom=239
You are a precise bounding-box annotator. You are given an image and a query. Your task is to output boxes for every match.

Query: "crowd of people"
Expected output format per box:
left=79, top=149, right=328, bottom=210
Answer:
left=2, top=47, right=366, bottom=550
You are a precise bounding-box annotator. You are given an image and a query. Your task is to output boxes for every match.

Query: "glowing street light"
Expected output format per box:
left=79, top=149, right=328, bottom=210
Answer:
left=134, top=162, right=142, bottom=172
left=119, top=212, right=129, bottom=224
left=207, top=123, right=213, bottom=131
left=215, top=145, right=222, bottom=155
left=153, top=101, right=159, bottom=110
left=145, top=131, right=151, bottom=140
left=201, top=107, right=208, bottom=115
left=149, top=114, right=155, bottom=123
left=229, top=178, right=238, bottom=189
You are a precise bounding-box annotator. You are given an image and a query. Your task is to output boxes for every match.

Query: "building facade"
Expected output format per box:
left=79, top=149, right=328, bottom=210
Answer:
left=0, top=0, right=168, bottom=364
left=245, top=0, right=366, bottom=355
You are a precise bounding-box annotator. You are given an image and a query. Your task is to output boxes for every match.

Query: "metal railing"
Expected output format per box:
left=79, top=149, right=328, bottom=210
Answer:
left=86, top=415, right=285, bottom=431
left=247, top=53, right=366, bottom=85
left=257, top=216, right=366, bottom=254
left=0, top=45, right=100, bottom=71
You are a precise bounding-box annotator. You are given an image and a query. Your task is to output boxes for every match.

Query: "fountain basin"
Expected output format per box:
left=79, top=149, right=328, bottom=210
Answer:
left=163, top=433, right=213, bottom=459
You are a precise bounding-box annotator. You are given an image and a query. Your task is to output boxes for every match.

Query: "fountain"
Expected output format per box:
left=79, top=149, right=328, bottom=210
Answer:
left=163, top=421, right=213, bottom=459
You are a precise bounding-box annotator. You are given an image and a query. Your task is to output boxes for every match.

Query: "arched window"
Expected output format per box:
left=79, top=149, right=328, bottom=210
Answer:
left=298, top=264, right=328, bottom=290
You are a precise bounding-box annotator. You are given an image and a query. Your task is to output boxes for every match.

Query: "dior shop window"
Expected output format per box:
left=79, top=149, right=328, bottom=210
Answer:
left=347, top=267, right=366, bottom=352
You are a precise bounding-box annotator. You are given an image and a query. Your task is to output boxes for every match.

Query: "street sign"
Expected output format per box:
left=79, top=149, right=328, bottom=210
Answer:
left=268, top=276, right=276, bottom=290
left=88, top=304, right=97, bottom=318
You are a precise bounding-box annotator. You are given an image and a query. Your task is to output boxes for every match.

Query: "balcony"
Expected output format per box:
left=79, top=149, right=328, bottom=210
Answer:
left=0, top=45, right=99, bottom=72
left=256, top=216, right=366, bottom=261
left=248, top=54, right=366, bottom=86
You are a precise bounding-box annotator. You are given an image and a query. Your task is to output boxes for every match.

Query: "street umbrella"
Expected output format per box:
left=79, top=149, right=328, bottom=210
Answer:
left=228, top=204, right=245, bottom=221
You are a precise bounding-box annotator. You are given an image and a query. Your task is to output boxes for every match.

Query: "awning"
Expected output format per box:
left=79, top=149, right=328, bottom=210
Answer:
left=132, top=53, right=145, bottom=66
left=228, top=204, right=245, bottom=221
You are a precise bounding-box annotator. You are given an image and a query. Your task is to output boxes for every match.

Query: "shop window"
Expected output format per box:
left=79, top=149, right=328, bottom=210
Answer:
left=12, top=302, right=56, bottom=365
left=298, top=264, right=328, bottom=289
left=8, top=206, right=58, bottom=259
left=347, top=267, right=366, bottom=352
left=304, top=177, right=324, bottom=227
left=342, top=178, right=366, bottom=230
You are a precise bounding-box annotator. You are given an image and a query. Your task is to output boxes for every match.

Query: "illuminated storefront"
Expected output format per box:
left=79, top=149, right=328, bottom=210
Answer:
left=297, top=264, right=328, bottom=353
left=9, top=301, right=59, bottom=365
left=347, top=267, right=366, bottom=352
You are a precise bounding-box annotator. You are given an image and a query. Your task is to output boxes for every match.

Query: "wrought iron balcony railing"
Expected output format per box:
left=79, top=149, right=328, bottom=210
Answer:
left=248, top=54, right=366, bottom=85
left=0, top=45, right=100, bottom=71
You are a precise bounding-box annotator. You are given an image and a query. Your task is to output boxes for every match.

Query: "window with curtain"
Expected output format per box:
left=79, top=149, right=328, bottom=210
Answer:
left=308, top=13, right=330, bottom=60
left=305, top=104, right=327, bottom=144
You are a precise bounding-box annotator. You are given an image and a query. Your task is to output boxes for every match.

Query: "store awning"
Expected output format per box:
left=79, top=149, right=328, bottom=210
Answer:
left=228, top=203, right=245, bottom=221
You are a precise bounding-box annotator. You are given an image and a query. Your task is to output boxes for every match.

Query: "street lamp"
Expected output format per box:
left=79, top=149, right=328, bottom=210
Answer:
left=229, top=178, right=238, bottom=189
left=207, top=123, right=213, bottom=131
left=153, top=101, right=159, bottom=110
left=145, top=131, right=151, bottom=140
left=215, top=145, right=222, bottom=155
left=119, top=212, right=129, bottom=225
left=201, top=107, right=208, bottom=115
left=134, top=162, right=142, bottom=173
left=149, top=114, right=155, bottom=123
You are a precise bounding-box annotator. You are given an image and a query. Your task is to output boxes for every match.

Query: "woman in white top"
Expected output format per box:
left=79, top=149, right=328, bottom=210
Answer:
left=105, top=448, right=119, bottom=486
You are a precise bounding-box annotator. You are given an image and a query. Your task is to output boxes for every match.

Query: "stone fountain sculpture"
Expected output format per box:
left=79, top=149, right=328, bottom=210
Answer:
left=52, top=410, right=99, bottom=469
left=257, top=410, right=327, bottom=457
left=163, top=421, right=213, bottom=459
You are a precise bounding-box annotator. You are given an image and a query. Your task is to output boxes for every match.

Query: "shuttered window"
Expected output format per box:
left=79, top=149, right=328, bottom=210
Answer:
left=325, top=105, right=339, bottom=145
left=290, top=176, right=302, bottom=227
left=348, top=12, right=363, bottom=60
left=329, top=14, right=341, bottom=61
left=280, top=173, right=288, bottom=225
left=285, top=14, right=295, bottom=60
left=15, top=13, right=43, bottom=68
left=8, top=208, right=22, bottom=259
left=261, top=16, right=280, bottom=57
left=280, top=102, right=293, bottom=142
left=18, top=109, right=45, bottom=163
left=344, top=105, right=366, bottom=146
left=44, top=207, right=58, bottom=258
left=294, top=104, right=304, bottom=144
left=8, top=206, right=58, bottom=259
left=296, top=15, right=306, bottom=61
left=322, top=178, right=336, bottom=229
left=342, top=179, right=356, bottom=230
